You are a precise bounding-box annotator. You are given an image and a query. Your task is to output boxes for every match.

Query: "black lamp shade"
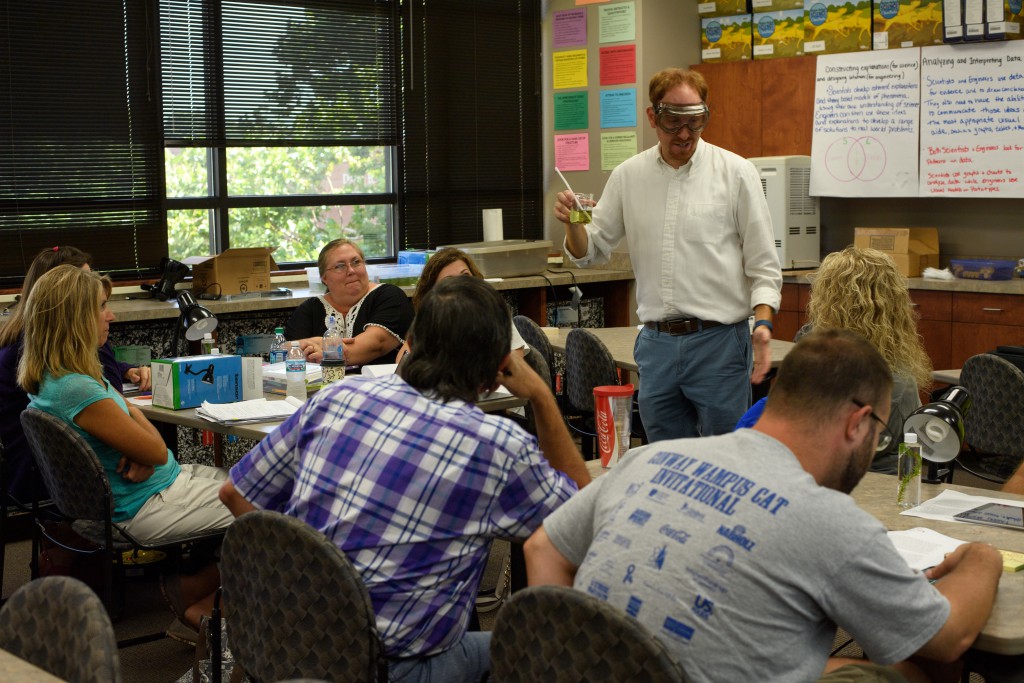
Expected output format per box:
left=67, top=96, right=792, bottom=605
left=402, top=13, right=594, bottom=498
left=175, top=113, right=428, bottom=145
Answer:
left=904, top=386, right=971, bottom=463
left=176, top=290, right=218, bottom=342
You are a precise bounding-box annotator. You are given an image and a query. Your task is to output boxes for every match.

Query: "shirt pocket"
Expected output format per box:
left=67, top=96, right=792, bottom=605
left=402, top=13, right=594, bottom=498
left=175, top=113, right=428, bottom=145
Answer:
left=682, top=203, right=732, bottom=244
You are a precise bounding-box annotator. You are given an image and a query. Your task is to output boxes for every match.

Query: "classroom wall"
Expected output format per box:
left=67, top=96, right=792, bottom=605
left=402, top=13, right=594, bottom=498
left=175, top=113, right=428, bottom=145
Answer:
left=541, top=3, right=1024, bottom=266
left=541, top=0, right=699, bottom=248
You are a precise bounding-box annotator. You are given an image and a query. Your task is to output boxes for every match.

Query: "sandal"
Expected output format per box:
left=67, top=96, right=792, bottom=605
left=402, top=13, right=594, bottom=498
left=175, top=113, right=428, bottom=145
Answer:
left=165, top=617, right=199, bottom=647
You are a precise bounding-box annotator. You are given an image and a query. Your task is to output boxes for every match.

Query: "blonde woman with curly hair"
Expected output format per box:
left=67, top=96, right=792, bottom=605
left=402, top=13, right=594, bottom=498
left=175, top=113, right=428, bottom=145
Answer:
left=803, top=245, right=933, bottom=472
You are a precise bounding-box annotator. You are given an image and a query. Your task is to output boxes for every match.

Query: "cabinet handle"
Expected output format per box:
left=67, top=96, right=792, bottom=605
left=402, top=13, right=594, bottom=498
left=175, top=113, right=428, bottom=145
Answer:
left=981, top=307, right=1004, bottom=312
left=910, top=303, right=919, bottom=307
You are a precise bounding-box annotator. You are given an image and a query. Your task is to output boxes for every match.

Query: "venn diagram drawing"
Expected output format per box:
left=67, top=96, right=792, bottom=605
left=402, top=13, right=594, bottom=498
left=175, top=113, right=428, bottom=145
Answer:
left=824, top=136, right=887, bottom=182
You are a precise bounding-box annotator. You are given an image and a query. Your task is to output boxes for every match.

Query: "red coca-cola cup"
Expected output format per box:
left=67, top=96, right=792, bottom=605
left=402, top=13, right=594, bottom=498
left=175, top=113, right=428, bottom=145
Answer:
left=593, top=384, right=634, bottom=468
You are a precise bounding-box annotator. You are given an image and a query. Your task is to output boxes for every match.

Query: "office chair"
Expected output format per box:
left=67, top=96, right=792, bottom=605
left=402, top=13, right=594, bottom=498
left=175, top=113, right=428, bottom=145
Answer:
left=956, top=353, right=1024, bottom=484
left=564, top=328, right=622, bottom=459
left=220, top=510, right=387, bottom=683
left=513, top=315, right=558, bottom=395
left=490, top=584, right=688, bottom=682
left=19, top=408, right=225, bottom=633
left=0, top=576, right=122, bottom=683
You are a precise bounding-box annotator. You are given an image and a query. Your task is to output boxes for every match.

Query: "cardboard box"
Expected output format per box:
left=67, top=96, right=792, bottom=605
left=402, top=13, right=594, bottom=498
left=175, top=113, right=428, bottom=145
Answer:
left=699, top=0, right=751, bottom=17
left=853, top=228, right=940, bottom=277
left=803, top=0, right=872, bottom=54
left=183, top=247, right=278, bottom=297
left=872, top=0, right=945, bottom=49
left=702, top=15, right=753, bottom=62
left=754, top=9, right=806, bottom=58
left=152, top=354, right=243, bottom=409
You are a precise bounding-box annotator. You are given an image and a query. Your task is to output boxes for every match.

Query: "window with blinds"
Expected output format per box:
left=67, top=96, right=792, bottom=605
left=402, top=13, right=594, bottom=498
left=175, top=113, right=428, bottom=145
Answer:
left=0, top=1, right=164, bottom=286
left=160, top=0, right=400, bottom=266
left=399, top=0, right=544, bottom=249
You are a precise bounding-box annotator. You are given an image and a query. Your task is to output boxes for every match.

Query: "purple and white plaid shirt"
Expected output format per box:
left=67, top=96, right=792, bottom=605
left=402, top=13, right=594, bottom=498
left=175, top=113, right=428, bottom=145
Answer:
left=230, top=374, right=577, bottom=658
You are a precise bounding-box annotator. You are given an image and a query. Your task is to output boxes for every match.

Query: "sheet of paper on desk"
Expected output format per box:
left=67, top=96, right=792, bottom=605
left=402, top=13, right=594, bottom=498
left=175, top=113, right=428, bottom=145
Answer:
left=126, top=395, right=153, bottom=406
left=901, top=489, right=1024, bottom=523
left=887, top=527, right=967, bottom=571
left=195, top=397, right=303, bottom=424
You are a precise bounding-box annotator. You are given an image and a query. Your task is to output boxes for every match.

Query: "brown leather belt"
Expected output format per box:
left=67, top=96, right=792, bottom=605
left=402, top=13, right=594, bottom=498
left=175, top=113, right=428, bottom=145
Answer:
left=644, top=318, right=724, bottom=336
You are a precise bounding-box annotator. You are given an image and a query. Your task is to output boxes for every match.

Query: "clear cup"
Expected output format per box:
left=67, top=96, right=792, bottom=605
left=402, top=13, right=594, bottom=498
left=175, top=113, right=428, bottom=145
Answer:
left=569, top=192, right=594, bottom=225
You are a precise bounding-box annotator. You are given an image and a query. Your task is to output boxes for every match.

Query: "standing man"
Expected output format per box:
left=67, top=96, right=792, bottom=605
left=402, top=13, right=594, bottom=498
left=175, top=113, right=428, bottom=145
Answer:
left=554, top=68, right=782, bottom=441
left=220, top=276, right=589, bottom=683
left=525, top=329, right=1002, bottom=683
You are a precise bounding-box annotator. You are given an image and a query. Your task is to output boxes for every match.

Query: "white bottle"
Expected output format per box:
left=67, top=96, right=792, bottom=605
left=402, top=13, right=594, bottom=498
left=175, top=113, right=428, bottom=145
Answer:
left=209, top=347, right=220, bottom=355
left=201, top=332, right=215, bottom=355
left=286, top=342, right=307, bottom=401
left=269, top=327, right=287, bottom=364
left=897, top=432, right=922, bottom=509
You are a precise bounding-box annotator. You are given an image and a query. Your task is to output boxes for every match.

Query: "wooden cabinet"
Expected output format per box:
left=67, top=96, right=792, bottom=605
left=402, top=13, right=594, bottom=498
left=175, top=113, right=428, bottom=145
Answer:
left=775, top=282, right=808, bottom=342
left=910, top=290, right=952, bottom=371
left=950, top=292, right=1024, bottom=366
left=692, top=56, right=817, bottom=158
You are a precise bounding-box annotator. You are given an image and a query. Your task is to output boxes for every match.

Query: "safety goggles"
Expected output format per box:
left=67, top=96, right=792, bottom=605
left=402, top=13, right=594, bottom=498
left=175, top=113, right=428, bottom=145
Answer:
left=653, top=102, right=710, bottom=135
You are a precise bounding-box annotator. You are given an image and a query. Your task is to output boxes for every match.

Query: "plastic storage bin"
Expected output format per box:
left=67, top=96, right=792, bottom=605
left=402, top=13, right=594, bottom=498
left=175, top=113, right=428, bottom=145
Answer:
left=366, top=263, right=424, bottom=286
left=439, top=240, right=553, bottom=278
left=950, top=258, right=1016, bottom=281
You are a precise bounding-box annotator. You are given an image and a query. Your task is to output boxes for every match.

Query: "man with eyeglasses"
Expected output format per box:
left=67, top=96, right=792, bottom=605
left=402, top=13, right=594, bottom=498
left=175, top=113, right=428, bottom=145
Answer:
left=554, top=68, right=782, bottom=443
left=526, top=329, right=1002, bottom=683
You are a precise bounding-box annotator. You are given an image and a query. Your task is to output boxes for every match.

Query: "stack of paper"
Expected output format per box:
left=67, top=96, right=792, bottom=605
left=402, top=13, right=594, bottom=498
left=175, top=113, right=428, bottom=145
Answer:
left=195, top=397, right=303, bottom=424
left=263, top=362, right=322, bottom=394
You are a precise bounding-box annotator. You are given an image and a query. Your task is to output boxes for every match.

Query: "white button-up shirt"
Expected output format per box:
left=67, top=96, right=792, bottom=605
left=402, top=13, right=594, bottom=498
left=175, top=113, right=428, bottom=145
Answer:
left=568, top=141, right=782, bottom=324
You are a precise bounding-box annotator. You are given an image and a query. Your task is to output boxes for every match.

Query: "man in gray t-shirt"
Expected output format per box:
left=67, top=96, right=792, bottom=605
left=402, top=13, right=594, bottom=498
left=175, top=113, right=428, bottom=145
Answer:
left=526, top=329, right=1003, bottom=683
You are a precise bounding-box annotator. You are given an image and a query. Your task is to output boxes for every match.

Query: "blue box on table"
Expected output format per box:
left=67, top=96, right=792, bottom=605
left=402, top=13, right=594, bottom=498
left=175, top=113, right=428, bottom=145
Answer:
left=949, top=258, right=1017, bottom=281
left=151, top=354, right=243, bottom=409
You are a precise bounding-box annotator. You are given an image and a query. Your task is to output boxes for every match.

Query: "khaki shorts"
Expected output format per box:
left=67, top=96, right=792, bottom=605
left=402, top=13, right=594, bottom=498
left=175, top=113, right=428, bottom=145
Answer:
left=819, top=663, right=909, bottom=683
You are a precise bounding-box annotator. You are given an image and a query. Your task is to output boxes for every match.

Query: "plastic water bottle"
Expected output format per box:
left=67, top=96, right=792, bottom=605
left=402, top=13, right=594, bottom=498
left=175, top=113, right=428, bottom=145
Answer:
left=321, top=315, right=345, bottom=385
left=897, top=432, right=922, bottom=509
left=269, top=327, right=287, bottom=364
left=201, top=332, right=215, bottom=355
left=286, top=342, right=307, bottom=401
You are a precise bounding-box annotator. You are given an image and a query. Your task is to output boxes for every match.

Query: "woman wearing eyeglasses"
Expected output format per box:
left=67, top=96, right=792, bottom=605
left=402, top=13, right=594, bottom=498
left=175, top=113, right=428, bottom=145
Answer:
left=285, top=239, right=414, bottom=366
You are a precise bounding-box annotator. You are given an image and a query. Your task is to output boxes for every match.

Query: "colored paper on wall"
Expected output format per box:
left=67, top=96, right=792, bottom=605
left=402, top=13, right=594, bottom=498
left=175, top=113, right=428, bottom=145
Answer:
left=599, top=88, right=636, bottom=128
left=553, top=8, right=588, bottom=48
left=599, top=2, right=636, bottom=43
left=555, top=133, right=591, bottom=171
left=576, top=0, right=610, bottom=4
left=554, top=91, right=589, bottom=130
left=599, top=44, right=636, bottom=85
left=601, top=131, right=636, bottom=170
left=553, top=49, right=588, bottom=89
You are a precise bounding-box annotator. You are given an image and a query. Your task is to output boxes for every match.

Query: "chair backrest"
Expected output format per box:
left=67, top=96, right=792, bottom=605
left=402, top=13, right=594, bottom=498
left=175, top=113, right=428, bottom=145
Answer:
left=958, top=353, right=1024, bottom=474
left=564, top=328, right=619, bottom=414
left=513, top=316, right=556, bottom=389
left=20, top=408, right=114, bottom=522
left=490, top=585, right=688, bottom=682
left=0, top=576, right=122, bottom=683
left=220, top=510, right=383, bottom=683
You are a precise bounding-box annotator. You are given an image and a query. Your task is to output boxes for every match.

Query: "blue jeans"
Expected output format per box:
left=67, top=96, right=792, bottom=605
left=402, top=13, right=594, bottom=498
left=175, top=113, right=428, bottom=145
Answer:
left=634, top=321, right=752, bottom=442
left=387, top=632, right=490, bottom=683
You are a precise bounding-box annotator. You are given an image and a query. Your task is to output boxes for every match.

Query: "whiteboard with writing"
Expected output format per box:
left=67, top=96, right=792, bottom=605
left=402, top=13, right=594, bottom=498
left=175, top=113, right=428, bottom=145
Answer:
left=920, top=42, right=1024, bottom=197
left=810, top=49, right=921, bottom=197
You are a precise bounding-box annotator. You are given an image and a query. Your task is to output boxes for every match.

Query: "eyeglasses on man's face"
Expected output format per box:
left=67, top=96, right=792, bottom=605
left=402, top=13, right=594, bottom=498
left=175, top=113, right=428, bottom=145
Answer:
left=653, top=102, right=710, bottom=135
left=328, top=257, right=364, bottom=273
left=851, top=399, right=894, bottom=452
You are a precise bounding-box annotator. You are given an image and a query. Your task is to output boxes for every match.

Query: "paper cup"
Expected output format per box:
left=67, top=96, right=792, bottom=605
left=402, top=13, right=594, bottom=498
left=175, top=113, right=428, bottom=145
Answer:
left=594, top=384, right=634, bottom=468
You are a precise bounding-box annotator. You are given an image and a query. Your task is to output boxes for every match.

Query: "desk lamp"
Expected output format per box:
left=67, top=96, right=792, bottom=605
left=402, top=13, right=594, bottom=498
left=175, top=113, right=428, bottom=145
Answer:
left=172, top=290, right=218, bottom=356
left=903, top=385, right=971, bottom=484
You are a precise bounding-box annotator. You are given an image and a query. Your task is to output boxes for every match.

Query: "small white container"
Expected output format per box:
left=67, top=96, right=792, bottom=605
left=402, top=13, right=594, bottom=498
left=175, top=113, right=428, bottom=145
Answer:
left=306, top=266, right=327, bottom=294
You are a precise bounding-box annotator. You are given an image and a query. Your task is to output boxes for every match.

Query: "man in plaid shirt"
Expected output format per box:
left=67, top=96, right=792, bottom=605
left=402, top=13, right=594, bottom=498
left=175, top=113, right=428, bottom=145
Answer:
left=220, top=276, right=590, bottom=683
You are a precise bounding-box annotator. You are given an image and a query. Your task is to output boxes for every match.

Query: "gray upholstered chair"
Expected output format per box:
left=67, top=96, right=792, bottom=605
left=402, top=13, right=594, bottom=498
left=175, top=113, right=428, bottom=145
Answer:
left=220, top=509, right=386, bottom=683
left=19, top=408, right=225, bottom=622
left=513, top=315, right=556, bottom=393
left=0, top=576, right=122, bottom=683
left=564, top=328, right=622, bottom=459
left=490, top=584, right=688, bottom=682
left=956, top=353, right=1024, bottom=483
